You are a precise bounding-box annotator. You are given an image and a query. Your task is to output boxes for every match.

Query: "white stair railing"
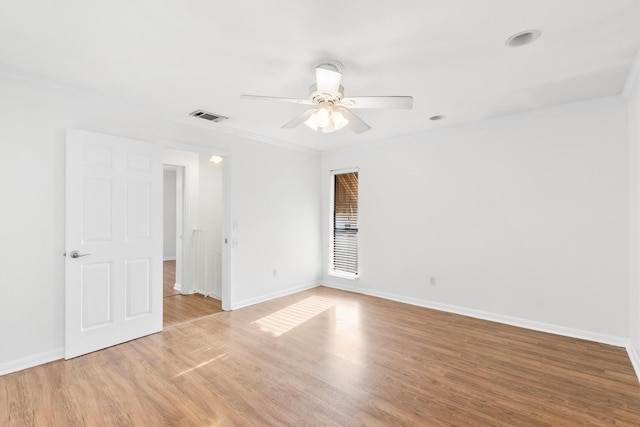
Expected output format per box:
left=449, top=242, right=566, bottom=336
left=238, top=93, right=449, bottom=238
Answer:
left=192, top=228, right=221, bottom=299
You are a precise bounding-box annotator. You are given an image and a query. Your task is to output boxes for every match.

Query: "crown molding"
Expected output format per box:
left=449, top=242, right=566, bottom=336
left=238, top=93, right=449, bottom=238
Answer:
left=322, top=94, right=626, bottom=155
left=0, top=68, right=319, bottom=155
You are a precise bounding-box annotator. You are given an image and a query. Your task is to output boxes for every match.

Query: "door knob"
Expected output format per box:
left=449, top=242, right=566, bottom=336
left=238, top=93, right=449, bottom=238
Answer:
left=70, top=250, right=91, bottom=258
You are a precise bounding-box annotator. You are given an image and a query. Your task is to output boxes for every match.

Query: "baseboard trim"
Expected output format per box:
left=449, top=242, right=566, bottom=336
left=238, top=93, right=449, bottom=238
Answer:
left=230, top=281, right=321, bottom=310
left=173, top=282, right=182, bottom=292
left=4, top=284, right=633, bottom=380
left=0, top=348, right=64, bottom=377
left=163, top=257, right=176, bottom=261
left=627, top=344, right=640, bottom=384
left=321, top=281, right=628, bottom=348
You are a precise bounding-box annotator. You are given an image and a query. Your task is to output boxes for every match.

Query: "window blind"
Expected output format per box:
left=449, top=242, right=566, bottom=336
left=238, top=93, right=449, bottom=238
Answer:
left=333, top=171, right=358, bottom=275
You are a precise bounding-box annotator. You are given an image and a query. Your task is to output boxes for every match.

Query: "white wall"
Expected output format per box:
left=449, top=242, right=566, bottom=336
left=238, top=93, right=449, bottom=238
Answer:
left=322, top=97, right=629, bottom=343
left=228, top=140, right=322, bottom=307
left=0, top=73, right=322, bottom=374
left=163, top=170, right=177, bottom=260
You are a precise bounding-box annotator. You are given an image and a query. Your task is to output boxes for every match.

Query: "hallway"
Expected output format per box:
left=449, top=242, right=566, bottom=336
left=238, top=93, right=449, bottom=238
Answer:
left=163, top=260, right=223, bottom=327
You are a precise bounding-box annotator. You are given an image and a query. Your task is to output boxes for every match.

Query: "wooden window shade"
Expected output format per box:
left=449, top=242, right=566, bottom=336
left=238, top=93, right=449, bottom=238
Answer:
left=333, top=171, right=358, bottom=275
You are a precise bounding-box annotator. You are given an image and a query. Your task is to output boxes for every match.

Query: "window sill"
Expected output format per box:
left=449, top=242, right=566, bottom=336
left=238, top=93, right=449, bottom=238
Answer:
left=328, top=270, right=359, bottom=280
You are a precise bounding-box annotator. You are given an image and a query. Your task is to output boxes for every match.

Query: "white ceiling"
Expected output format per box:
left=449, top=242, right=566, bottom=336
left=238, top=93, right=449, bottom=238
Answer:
left=1, top=1, right=638, bottom=151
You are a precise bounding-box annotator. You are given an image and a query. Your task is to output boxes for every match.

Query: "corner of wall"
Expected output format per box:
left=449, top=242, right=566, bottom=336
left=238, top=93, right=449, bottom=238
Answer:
left=627, top=343, right=640, bottom=384
left=628, top=62, right=640, bottom=383
left=623, top=49, right=640, bottom=101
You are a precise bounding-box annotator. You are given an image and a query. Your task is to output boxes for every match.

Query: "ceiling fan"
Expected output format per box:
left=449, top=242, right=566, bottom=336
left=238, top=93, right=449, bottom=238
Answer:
left=241, top=61, right=413, bottom=134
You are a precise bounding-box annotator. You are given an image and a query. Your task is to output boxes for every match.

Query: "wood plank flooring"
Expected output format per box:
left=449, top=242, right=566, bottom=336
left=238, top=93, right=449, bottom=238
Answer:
left=3, top=286, right=640, bottom=426
left=163, top=260, right=223, bottom=327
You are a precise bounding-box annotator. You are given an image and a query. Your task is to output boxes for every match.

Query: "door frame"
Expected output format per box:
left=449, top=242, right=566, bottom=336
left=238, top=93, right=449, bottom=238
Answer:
left=160, top=140, right=232, bottom=311
left=163, top=165, right=185, bottom=293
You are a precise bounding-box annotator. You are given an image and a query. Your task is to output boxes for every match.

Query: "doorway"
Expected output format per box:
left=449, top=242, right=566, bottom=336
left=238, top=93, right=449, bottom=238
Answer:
left=162, top=148, right=227, bottom=326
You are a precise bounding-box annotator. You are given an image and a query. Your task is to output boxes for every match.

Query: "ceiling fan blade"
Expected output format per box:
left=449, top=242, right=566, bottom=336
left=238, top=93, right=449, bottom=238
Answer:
left=281, top=109, right=316, bottom=129
left=241, top=94, right=314, bottom=105
left=339, top=96, right=413, bottom=109
left=339, top=108, right=371, bottom=134
left=315, top=67, right=342, bottom=94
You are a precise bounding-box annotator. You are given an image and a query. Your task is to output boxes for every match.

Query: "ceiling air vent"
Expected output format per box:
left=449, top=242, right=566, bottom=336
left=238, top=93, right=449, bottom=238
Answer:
left=189, top=110, right=228, bottom=122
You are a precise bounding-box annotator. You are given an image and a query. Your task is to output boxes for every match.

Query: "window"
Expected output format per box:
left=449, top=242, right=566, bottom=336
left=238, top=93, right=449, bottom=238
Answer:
left=330, top=169, right=358, bottom=277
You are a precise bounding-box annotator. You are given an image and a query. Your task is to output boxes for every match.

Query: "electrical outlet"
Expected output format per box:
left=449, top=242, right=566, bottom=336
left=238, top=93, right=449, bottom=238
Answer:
left=430, top=276, right=436, bottom=286
left=273, top=268, right=278, bottom=278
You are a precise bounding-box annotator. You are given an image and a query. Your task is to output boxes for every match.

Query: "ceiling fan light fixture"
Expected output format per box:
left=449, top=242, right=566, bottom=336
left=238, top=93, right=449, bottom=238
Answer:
left=315, top=106, right=331, bottom=127
left=315, top=62, right=344, bottom=94
left=304, top=105, right=350, bottom=133
left=241, top=58, right=411, bottom=134
left=304, top=114, right=319, bottom=131
left=332, top=109, right=349, bottom=130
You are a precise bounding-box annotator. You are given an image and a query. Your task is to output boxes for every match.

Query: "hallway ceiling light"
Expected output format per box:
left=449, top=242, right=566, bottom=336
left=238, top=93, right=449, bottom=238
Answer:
left=209, top=155, right=223, bottom=165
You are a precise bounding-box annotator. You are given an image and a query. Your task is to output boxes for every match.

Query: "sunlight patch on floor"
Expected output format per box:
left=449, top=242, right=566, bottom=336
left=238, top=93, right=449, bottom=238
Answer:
left=173, top=353, right=228, bottom=378
left=252, top=295, right=336, bottom=337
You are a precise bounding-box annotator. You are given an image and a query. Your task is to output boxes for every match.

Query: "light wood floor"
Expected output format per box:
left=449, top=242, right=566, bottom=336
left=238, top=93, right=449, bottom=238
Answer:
left=3, top=286, right=640, bottom=426
left=163, top=260, right=223, bottom=327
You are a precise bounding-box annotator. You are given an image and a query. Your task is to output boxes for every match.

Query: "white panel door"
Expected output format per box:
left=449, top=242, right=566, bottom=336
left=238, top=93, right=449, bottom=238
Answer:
left=65, top=128, right=163, bottom=359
